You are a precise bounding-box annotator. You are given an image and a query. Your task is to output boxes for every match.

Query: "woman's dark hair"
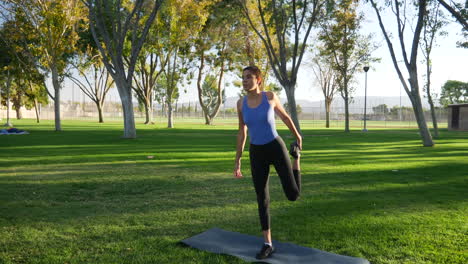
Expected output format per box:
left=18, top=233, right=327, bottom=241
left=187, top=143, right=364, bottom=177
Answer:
left=243, top=66, right=263, bottom=90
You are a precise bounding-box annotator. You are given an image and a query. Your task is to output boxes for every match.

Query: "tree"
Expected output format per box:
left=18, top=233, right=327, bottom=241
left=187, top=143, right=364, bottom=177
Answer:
left=283, top=102, right=302, bottom=115
left=390, top=105, right=414, bottom=120
left=372, top=104, right=389, bottom=114
left=319, top=0, right=379, bottom=132
left=131, top=37, right=168, bottom=125
left=239, top=0, right=328, bottom=132
left=195, top=0, right=245, bottom=125
left=83, top=0, right=163, bottom=138
left=68, top=50, right=114, bottom=123
left=437, top=0, right=468, bottom=30
left=199, top=74, right=227, bottom=120
left=436, top=0, right=468, bottom=48
left=25, top=76, right=49, bottom=123
left=439, top=80, right=468, bottom=106
left=157, top=0, right=211, bottom=128
left=0, top=26, right=14, bottom=126
left=421, top=0, right=448, bottom=138
left=132, top=52, right=166, bottom=125
left=128, top=1, right=172, bottom=125
left=0, top=71, right=48, bottom=122
left=2, top=0, right=84, bottom=131
left=0, top=60, right=13, bottom=126
left=0, top=18, right=49, bottom=123
left=369, top=0, right=434, bottom=147
left=7, top=77, right=25, bottom=120
left=310, top=55, right=338, bottom=128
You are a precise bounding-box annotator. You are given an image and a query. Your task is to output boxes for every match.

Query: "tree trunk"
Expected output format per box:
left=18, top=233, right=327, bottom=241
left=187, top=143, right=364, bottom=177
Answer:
left=284, top=83, right=301, bottom=132
left=113, top=76, right=136, bottom=138
left=5, top=72, right=12, bottom=126
left=12, top=96, right=22, bottom=120
left=5, top=97, right=11, bottom=125
left=167, top=102, right=173, bottom=128
left=51, top=65, right=62, bottom=131
left=369, top=0, right=433, bottom=146
left=243, top=25, right=255, bottom=66
left=150, top=99, right=154, bottom=124
left=409, top=76, right=434, bottom=146
left=148, top=99, right=154, bottom=124
left=96, top=101, right=104, bottom=123
left=411, top=95, right=434, bottom=146
left=196, top=51, right=212, bottom=126
left=425, top=61, right=439, bottom=138
left=341, top=75, right=350, bottom=133
left=144, top=102, right=150, bottom=124
left=428, top=96, right=439, bottom=138
left=204, top=112, right=212, bottom=125
left=344, top=95, right=349, bottom=132
left=325, top=98, right=331, bottom=128
left=15, top=107, right=22, bottom=120
left=207, top=62, right=225, bottom=125
left=34, top=98, right=40, bottom=123
left=142, top=95, right=154, bottom=124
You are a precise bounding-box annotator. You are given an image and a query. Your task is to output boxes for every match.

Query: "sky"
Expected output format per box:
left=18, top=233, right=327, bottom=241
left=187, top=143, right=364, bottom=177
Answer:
left=295, top=3, right=468, bottom=103
left=60, top=2, right=468, bottom=106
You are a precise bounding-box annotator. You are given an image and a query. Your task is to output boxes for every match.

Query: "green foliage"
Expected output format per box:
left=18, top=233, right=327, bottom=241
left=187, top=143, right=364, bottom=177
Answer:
left=445, top=0, right=468, bottom=48
left=421, top=0, right=448, bottom=58
left=15, top=0, right=84, bottom=75
left=157, top=0, right=212, bottom=109
left=439, top=80, right=468, bottom=106
left=283, top=102, right=302, bottom=114
left=201, top=74, right=226, bottom=113
left=0, top=44, right=13, bottom=70
left=318, top=0, right=379, bottom=96
left=0, top=77, right=48, bottom=110
left=388, top=106, right=418, bottom=119
left=372, top=104, right=389, bottom=114
left=0, top=18, right=49, bottom=111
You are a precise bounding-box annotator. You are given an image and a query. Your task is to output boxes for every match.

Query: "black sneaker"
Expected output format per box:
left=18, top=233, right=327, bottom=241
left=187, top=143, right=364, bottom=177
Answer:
left=289, top=141, right=300, bottom=159
left=256, top=244, right=274, bottom=259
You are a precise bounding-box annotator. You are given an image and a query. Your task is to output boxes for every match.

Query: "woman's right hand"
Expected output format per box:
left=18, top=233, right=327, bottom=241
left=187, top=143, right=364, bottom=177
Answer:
left=234, top=164, right=243, bottom=179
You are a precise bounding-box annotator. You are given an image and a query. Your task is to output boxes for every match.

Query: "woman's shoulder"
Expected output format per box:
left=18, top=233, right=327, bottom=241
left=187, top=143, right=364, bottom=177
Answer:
left=237, top=97, right=244, bottom=111
left=264, top=91, right=276, bottom=100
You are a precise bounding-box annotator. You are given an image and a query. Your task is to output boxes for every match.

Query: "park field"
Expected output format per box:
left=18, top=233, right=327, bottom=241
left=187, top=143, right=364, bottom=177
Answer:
left=0, top=119, right=467, bottom=264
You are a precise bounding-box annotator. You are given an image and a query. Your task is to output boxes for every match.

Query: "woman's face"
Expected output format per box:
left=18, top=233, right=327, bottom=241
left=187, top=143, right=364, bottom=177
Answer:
left=242, top=70, right=260, bottom=92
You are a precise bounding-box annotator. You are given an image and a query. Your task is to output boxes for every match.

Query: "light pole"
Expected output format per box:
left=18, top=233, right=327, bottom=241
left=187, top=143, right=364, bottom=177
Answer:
left=363, top=66, right=370, bottom=132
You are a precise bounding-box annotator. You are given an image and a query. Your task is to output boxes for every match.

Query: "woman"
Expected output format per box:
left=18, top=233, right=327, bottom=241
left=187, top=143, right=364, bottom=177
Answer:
left=233, top=66, right=302, bottom=260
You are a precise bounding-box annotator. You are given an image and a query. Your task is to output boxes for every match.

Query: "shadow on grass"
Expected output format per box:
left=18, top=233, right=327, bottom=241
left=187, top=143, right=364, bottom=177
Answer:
left=1, top=159, right=466, bottom=226
left=1, top=126, right=467, bottom=263
left=2, top=127, right=467, bottom=168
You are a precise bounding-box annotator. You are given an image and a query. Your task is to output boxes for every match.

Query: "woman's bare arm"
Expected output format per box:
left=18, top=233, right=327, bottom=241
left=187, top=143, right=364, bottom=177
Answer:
left=270, top=92, right=302, bottom=149
left=234, top=99, right=247, bottom=178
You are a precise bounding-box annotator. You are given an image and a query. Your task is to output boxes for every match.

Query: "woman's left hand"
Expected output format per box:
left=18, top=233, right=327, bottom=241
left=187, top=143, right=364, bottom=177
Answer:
left=297, top=136, right=302, bottom=150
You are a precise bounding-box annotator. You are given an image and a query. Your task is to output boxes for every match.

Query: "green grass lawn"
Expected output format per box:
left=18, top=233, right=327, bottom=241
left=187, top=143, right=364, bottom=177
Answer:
left=0, top=119, right=467, bottom=264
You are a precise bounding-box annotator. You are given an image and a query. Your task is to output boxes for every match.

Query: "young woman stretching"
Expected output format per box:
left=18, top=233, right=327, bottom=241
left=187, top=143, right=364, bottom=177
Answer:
left=233, top=66, right=302, bottom=260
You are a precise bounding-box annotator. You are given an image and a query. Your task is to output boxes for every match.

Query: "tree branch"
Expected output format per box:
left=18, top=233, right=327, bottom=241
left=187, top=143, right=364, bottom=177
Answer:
left=369, top=0, right=410, bottom=94
left=437, top=0, right=468, bottom=30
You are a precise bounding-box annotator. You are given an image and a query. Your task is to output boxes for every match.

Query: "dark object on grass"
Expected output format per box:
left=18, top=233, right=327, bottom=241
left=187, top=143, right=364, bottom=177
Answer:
left=181, top=228, right=370, bottom=264
left=0, top=128, right=28, bottom=135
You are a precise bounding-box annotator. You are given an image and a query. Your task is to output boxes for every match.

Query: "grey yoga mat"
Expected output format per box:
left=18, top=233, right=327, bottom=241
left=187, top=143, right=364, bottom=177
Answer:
left=181, top=228, right=370, bottom=264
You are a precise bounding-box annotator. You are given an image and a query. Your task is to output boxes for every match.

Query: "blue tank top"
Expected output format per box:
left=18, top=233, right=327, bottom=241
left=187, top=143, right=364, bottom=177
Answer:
left=242, top=92, right=279, bottom=145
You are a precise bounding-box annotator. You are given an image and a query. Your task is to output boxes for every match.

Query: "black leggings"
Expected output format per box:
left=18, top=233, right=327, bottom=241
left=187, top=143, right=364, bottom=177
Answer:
left=249, top=137, right=301, bottom=231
